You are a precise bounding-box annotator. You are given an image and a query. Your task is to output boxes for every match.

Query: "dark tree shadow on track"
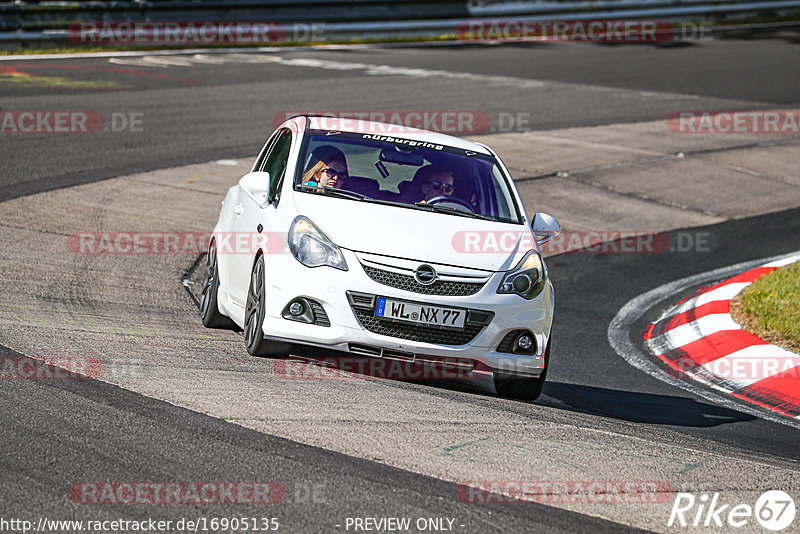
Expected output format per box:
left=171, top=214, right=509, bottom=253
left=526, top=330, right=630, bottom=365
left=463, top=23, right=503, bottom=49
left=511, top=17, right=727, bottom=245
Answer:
left=540, top=381, right=756, bottom=427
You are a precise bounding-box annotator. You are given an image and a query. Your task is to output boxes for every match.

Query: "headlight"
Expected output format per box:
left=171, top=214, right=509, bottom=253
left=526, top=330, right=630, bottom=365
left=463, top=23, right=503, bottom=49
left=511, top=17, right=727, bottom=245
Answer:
left=497, top=250, right=546, bottom=300
left=288, top=216, right=348, bottom=271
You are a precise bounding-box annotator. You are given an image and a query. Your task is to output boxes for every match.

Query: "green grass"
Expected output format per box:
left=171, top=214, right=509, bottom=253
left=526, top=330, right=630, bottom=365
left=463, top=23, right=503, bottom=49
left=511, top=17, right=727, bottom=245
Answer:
left=732, top=261, right=800, bottom=352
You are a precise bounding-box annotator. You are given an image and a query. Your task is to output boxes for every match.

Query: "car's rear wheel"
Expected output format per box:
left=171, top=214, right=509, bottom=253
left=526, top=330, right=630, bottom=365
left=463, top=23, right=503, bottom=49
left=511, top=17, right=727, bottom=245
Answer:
left=244, top=255, right=291, bottom=357
left=493, top=339, right=551, bottom=401
left=200, top=239, right=236, bottom=329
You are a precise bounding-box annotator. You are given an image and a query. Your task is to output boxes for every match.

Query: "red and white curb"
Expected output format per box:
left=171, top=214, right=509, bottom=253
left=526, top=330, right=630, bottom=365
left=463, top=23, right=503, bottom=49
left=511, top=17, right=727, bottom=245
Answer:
left=645, top=254, right=800, bottom=418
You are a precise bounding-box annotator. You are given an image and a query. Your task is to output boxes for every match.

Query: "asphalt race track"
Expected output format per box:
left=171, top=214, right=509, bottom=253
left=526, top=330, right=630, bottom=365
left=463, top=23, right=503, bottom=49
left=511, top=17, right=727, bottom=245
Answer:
left=1, top=36, right=800, bottom=533
left=3, top=37, right=800, bottom=199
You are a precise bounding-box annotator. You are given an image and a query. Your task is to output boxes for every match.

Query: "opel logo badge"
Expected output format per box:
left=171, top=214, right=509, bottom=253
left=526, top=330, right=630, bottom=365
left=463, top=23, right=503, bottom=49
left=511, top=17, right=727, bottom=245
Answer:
left=414, top=264, right=437, bottom=286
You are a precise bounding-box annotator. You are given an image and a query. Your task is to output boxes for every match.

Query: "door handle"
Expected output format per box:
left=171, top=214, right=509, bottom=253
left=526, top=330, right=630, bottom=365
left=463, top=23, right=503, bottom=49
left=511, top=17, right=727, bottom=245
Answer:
left=234, top=204, right=243, bottom=216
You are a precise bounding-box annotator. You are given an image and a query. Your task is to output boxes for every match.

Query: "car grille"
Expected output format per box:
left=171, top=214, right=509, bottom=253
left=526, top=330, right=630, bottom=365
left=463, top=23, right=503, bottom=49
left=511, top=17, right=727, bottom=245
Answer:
left=351, top=308, right=486, bottom=346
left=362, top=264, right=486, bottom=296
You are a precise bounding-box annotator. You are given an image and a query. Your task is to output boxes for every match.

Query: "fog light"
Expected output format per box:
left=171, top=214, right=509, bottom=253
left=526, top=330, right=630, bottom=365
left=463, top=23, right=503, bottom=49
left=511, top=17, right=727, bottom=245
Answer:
left=516, top=335, right=533, bottom=351
left=289, top=301, right=304, bottom=316
left=512, top=273, right=532, bottom=293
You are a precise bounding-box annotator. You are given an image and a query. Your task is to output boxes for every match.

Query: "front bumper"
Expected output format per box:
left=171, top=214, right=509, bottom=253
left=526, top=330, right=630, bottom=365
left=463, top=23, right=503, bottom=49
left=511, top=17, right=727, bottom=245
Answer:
left=259, top=249, right=554, bottom=377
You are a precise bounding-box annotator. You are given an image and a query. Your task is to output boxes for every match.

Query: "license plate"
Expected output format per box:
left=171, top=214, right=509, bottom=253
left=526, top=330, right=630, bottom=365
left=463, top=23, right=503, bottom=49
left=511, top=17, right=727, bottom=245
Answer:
left=374, top=298, right=465, bottom=329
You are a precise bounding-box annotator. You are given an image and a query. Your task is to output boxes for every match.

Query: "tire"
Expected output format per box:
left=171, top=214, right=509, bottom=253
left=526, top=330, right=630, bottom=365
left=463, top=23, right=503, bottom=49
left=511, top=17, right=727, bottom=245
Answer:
left=493, top=339, right=551, bottom=401
left=199, top=239, right=237, bottom=329
left=244, top=255, right=291, bottom=358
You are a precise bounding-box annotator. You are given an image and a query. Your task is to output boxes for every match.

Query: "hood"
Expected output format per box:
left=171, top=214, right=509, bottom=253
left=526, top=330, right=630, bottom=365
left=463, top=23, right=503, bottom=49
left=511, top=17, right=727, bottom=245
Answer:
left=292, top=193, right=536, bottom=272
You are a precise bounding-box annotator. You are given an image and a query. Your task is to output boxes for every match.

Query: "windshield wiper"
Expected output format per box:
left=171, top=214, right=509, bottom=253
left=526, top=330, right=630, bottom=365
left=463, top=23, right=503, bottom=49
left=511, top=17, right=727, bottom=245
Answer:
left=295, top=184, right=367, bottom=200
left=414, top=202, right=499, bottom=221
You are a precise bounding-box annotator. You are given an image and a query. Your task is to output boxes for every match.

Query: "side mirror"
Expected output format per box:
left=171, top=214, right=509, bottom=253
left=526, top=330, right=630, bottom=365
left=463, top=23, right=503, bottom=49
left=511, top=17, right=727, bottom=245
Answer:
left=532, top=212, right=561, bottom=245
left=239, top=171, right=271, bottom=206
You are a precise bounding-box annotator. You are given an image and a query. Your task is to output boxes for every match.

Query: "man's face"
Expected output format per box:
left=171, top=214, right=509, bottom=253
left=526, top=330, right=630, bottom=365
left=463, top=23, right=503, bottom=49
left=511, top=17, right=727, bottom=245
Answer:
left=422, top=173, right=454, bottom=201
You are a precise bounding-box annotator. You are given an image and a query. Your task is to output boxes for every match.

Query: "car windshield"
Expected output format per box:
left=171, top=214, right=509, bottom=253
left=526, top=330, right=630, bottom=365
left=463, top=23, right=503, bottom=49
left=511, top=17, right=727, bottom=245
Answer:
left=294, top=130, right=523, bottom=223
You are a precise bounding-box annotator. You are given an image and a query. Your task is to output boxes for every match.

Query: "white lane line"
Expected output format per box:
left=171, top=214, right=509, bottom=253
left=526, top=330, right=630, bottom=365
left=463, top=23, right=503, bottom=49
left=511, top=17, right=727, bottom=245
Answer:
left=189, top=54, right=233, bottom=64
left=108, top=53, right=283, bottom=68
left=650, top=313, right=741, bottom=354
left=100, top=52, right=702, bottom=101
left=201, top=53, right=284, bottom=64
left=109, top=56, right=200, bottom=67
left=279, top=57, right=547, bottom=88
left=0, top=41, right=474, bottom=62
left=607, top=250, right=800, bottom=430
left=271, top=57, right=702, bottom=99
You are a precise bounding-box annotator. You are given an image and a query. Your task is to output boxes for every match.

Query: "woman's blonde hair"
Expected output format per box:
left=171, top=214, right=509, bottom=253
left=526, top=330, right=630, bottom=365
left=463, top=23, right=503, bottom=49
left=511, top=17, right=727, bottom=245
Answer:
left=302, top=160, right=328, bottom=184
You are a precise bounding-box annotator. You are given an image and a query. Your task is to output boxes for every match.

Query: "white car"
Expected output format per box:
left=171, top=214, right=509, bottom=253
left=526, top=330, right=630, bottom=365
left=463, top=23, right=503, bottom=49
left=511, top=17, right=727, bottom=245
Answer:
left=200, top=116, right=561, bottom=400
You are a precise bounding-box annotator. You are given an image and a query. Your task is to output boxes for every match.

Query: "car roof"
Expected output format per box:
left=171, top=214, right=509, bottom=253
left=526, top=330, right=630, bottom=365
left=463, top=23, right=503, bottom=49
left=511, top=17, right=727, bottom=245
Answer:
left=302, top=116, right=492, bottom=155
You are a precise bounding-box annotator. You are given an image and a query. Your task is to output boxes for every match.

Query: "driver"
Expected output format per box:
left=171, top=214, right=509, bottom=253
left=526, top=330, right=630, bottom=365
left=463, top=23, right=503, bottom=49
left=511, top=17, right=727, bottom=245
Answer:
left=414, top=165, right=455, bottom=203
left=301, top=145, right=349, bottom=189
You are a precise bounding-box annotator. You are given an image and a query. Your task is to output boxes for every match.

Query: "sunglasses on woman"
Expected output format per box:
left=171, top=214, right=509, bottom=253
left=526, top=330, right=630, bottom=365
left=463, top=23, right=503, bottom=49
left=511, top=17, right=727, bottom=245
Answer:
left=427, top=181, right=455, bottom=194
left=322, top=168, right=348, bottom=181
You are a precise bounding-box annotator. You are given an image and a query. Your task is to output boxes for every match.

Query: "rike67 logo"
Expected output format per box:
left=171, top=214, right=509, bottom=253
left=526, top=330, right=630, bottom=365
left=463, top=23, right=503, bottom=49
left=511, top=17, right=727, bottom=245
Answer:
left=668, top=491, right=796, bottom=531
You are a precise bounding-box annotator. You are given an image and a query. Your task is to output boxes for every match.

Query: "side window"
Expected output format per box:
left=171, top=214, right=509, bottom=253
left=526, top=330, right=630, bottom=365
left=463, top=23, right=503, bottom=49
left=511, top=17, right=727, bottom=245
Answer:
left=254, top=130, right=281, bottom=172
left=261, top=129, right=292, bottom=203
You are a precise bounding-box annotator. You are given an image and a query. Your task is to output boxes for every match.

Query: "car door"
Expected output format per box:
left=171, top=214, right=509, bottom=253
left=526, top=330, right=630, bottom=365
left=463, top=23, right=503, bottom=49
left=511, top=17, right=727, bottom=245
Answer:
left=227, top=128, right=293, bottom=307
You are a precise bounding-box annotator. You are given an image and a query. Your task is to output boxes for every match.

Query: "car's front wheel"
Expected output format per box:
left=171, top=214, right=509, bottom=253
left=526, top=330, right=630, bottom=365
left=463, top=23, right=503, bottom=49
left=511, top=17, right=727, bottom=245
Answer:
left=244, top=255, right=291, bottom=358
left=199, top=239, right=236, bottom=329
left=493, top=340, right=551, bottom=401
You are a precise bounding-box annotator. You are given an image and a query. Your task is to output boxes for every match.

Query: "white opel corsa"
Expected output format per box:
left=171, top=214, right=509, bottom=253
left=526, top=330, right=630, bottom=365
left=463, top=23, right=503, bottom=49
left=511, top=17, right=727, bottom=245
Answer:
left=201, top=116, right=561, bottom=400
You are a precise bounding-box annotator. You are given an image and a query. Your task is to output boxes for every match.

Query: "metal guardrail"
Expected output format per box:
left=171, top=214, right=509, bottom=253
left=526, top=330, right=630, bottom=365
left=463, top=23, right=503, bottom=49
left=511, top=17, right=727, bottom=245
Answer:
left=467, top=0, right=799, bottom=16
left=0, top=1, right=468, bottom=31
left=0, top=0, right=798, bottom=46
